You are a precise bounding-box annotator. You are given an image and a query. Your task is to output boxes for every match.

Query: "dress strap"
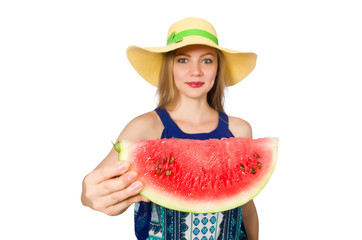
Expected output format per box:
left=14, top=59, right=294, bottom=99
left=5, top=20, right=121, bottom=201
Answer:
left=154, top=108, right=176, bottom=130
left=215, top=112, right=235, bottom=138
left=218, top=111, right=230, bottom=127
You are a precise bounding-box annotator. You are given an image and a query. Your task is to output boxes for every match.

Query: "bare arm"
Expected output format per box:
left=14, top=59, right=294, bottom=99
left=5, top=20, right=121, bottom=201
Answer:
left=229, top=116, right=259, bottom=239
left=81, top=111, right=163, bottom=216
left=242, top=200, right=259, bottom=239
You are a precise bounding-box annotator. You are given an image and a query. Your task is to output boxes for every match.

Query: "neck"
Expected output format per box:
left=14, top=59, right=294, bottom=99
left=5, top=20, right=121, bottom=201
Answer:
left=166, top=96, right=216, bottom=123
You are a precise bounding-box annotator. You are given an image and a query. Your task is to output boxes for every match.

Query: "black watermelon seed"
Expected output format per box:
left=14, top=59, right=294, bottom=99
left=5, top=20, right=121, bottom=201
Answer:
left=257, top=162, right=262, bottom=169
left=240, top=164, right=245, bottom=171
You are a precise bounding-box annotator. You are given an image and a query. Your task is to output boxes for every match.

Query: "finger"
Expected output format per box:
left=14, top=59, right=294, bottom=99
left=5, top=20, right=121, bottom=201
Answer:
left=99, top=171, right=138, bottom=196
left=103, top=194, right=145, bottom=216
left=140, top=196, right=149, bottom=202
left=94, top=161, right=130, bottom=184
left=102, top=180, right=143, bottom=209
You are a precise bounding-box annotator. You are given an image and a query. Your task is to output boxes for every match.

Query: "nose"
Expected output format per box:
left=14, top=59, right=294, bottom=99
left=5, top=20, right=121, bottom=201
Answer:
left=190, top=62, right=203, bottom=77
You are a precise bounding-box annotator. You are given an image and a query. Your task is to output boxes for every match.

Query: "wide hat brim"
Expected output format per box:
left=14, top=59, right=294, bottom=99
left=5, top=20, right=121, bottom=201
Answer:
left=126, top=18, right=257, bottom=87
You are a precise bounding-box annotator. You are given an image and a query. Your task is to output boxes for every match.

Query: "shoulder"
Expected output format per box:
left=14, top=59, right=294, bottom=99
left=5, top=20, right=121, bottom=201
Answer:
left=228, top=116, right=252, bottom=138
left=118, top=110, right=163, bottom=141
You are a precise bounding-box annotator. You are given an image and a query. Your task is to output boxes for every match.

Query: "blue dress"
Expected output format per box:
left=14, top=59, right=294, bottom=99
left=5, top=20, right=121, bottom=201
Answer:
left=134, top=108, right=247, bottom=240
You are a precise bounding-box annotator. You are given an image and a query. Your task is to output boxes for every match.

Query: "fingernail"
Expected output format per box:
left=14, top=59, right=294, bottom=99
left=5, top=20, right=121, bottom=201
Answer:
left=118, top=162, right=129, bottom=171
left=131, top=181, right=142, bottom=191
left=127, top=171, right=137, bottom=181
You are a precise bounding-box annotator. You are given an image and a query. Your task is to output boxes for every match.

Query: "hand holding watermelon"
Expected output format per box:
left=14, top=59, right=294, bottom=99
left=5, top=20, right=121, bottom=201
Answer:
left=81, top=160, right=148, bottom=216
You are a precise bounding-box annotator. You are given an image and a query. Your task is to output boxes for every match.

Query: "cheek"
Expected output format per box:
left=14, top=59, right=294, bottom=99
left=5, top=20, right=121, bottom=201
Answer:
left=172, top=67, right=186, bottom=83
left=172, top=72, right=179, bottom=86
left=206, top=69, right=218, bottom=83
left=172, top=69, right=183, bottom=89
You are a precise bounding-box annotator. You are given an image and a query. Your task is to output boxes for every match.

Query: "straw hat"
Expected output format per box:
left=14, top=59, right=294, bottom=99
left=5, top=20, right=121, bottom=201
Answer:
left=126, top=17, right=257, bottom=87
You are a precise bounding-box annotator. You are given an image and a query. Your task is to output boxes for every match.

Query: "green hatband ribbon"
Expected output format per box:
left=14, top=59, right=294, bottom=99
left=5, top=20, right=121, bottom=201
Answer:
left=167, top=29, right=218, bottom=45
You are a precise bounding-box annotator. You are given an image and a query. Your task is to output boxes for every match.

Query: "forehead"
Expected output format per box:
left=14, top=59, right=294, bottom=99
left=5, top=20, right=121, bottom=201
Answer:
left=174, top=44, right=217, bottom=56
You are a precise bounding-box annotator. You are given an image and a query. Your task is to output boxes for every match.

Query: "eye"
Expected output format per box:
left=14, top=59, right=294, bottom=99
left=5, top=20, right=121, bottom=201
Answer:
left=177, top=58, right=188, bottom=63
left=202, top=58, right=213, bottom=64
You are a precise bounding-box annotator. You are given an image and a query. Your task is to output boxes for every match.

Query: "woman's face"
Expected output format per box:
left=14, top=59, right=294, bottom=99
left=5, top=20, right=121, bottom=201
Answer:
left=173, top=45, right=218, bottom=100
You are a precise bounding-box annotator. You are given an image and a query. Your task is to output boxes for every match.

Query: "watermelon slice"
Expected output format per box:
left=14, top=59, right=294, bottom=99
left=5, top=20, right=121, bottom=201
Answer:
left=113, top=137, right=278, bottom=213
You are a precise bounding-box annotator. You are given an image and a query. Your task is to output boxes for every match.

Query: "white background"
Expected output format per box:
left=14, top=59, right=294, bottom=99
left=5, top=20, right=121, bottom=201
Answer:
left=1, top=0, right=361, bottom=239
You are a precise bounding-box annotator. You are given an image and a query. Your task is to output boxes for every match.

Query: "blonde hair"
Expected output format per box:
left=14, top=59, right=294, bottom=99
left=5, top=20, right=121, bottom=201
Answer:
left=157, top=49, right=226, bottom=112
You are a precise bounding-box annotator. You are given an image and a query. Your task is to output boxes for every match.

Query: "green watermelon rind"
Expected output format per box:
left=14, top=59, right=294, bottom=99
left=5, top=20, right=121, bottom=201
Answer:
left=118, top=141, right=131, bottom=162
left=116, top=137, right=278, bottom=213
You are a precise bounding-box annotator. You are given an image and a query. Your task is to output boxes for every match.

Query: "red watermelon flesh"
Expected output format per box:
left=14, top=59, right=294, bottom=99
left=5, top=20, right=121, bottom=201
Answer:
left=114, top=137, right=278, bottom=213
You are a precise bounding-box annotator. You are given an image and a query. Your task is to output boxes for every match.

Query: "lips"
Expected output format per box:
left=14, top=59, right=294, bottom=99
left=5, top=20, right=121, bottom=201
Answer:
left=185, top=81, right=204, bottom=88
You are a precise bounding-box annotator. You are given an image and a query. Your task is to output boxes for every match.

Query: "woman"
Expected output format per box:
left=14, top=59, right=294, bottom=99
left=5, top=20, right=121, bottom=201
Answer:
left=81, top=17, right=258, bottom=240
